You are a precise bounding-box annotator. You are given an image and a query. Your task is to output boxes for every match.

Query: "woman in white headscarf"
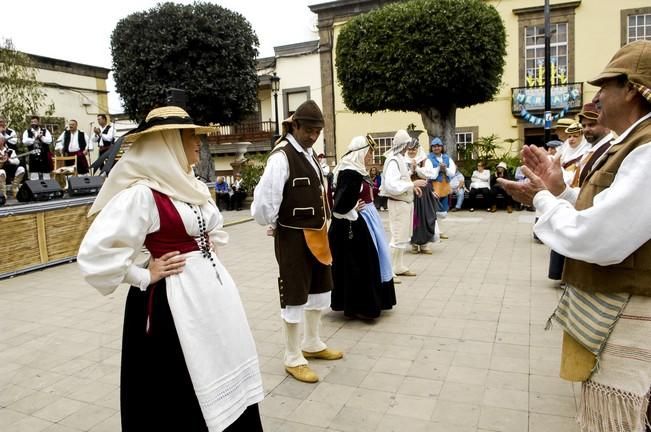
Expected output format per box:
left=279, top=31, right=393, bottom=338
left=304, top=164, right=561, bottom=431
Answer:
left=78, top=107, right=264, bottom=432
left=329, top=135, right=396, bottom=320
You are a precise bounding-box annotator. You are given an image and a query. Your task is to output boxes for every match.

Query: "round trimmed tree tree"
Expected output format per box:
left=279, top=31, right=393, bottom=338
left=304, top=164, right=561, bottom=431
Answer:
left=336, top=0, right=506, bottom=159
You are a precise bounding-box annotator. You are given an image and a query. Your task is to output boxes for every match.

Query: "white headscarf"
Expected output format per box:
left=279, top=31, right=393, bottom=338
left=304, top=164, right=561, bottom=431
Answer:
left=88, top=129, right=211, bottom=216
left=561, top=136, right=592, bottom=164
left=332, top=136, right=371, bottom=185
left=384, top=129, right=413, bottom=157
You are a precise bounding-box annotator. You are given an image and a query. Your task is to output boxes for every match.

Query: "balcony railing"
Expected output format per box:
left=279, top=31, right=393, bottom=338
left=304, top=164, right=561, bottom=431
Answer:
left=206, top=120, right=276, bottom=144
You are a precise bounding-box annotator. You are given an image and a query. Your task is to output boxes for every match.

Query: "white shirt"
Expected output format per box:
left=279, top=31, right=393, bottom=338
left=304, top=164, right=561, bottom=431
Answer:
left=470, top=169, right=490, bottom=189
left=0, top=146, right=19, bottom=166
left=22, top=127, right=53, bottom=147
left=431, top=154, right=457, bottom=179
left=407, top=158, right=439, bottom=180
left=1, top=128, right=18, bottom=147
left=91, top=123, right=115, bottom=148
left=251, top=134, right=320, bottom=228
left=380, top=153, right=413, bottom=197
left=534, top=112, right=651, bottom=266
left=55, top=130, right=92, bottom=152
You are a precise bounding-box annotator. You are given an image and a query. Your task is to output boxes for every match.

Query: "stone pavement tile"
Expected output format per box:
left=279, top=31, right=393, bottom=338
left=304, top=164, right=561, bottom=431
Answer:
left=66, top=381, right=117, bottom=404
left=397, top=376, right=442, bottom=398
left=93, top=390, right=119, bottom=411
left=345, top=388, right=394, bottom=414
left=386, top=393, right=437, bottom=420
left=41, top=376, right=94, bottom=398
left=456, top=340, right=493, bottom=356
left=272, top=420, right=328, bottom=432
left=307, top=382, right=356, bottom=408
left=7, top=391, right=60, bottom=415
left=359, top=371, right=404, bottom=393
left=478, top=406, right=529, bottom=432
left=407, top=360, right=450, bottom=382
left=485, top=370, right=529, bottom=392
left=58, top=404, right=116, bottom=430
left=529, top=393, right=577, bottom=417
left=380, top=345, right=421, bottom=361
left=530, top=374, right=575, bottom=397
left=261, top=393, right=303, bottom=420
left=0, top=385, right=37, bottom=407
left=323, top=366, right=369, bottom=387
left=447, top=366, right=489, bottom=386
left=11, top=367, right=67, bottom=392
left=41, top=424, right=81, bottom=432
left=376, top=413, right=437, bottom=432
left=431, top=400, right=480, bottom=426
left=289, top=399, right=341, bottom=428
left=0, top=408, right=29, bottom=428
left=3, top=415, right=53, bottom=432
left=329, top=406, right=382, bottom=432
left=492, top=343, right=529, bottom=359
left=88, top=412, right=121, bottom=432
left=482, top=387, right=529, bottom=411
left=495, top=331, right=529, bottom=346
left=529, top=412, right=580, bottom=432
left=271, top=376, right=318, bottom=400
left=490, top=355, right=529, bottom=374
left=452, top=352, right=491, bottom=370
left=262, top=372, right=286, bottom=394
left=31, top=398, right=87, bottom=423
left=329, top=352, right=378, bottom=371
left=261, top=416, right=284, bottom=432
left=439, top=381, right=485, bottom=405
left=371, top=357, right=413, bottom=376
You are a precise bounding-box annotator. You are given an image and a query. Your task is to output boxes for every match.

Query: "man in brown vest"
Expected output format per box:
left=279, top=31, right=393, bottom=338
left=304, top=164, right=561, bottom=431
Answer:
left=251, top=100, right=343, bottom=383
left=499, top=40, right=651, bottom=431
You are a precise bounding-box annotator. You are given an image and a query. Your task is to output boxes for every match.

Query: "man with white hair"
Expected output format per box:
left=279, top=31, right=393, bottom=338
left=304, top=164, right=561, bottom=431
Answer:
left=379, top=130, right=427, bottom=281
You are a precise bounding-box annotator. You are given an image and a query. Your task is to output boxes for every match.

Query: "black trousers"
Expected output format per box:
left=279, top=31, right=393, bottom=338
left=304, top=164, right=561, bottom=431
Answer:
left=121, top=284, right=263, bottom=431
left=469, top=187, right=492, bottom=208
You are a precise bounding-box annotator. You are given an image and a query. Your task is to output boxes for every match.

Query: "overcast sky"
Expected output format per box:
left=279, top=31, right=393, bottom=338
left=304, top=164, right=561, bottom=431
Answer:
left=3, top=0, right=318, bottom=112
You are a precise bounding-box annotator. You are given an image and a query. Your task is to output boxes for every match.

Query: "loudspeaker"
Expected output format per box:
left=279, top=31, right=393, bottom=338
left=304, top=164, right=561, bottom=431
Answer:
left=68, top=176, right=105, bottom=196
left=16, top=179, right=64, bottom=202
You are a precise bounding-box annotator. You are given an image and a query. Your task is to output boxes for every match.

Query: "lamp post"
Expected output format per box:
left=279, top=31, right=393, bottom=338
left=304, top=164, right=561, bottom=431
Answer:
left=270, top=72, right=281, bottom=143
left=543, top=0, right=551, bottom=143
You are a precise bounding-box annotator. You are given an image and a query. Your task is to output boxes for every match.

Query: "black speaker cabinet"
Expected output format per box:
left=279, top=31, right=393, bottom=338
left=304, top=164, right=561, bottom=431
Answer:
left=68, top=176, right=105, bottom=196
left=16, top=179, right=64, bottom=202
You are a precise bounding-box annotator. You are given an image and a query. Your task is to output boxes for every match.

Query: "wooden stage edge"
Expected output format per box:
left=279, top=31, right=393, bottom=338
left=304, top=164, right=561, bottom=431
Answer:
left=0, top=197, right=96, bottom=280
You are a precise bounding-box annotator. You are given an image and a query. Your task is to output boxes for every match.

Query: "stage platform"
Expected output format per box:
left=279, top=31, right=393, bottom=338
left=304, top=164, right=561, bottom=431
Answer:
left=0, top=196, right=96, bottom=279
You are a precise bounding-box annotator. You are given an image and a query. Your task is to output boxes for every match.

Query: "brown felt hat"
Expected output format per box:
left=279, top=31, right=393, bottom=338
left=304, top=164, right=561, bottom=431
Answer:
left=578, top=102, right=599, bottom=121
left=588, top=40, right=651, bottom=89
left=292, top=100, right=324, bottom=128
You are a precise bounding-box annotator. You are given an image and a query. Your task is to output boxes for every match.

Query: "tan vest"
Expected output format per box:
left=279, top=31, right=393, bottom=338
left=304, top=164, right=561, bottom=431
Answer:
left=562, top=118, right=651, bottom=296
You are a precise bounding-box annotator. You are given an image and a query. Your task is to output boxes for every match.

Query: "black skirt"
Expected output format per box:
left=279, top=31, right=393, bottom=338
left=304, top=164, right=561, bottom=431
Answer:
left=121, top=283, right=263, bottom=432
left=411, top=183, right=438, bottom=245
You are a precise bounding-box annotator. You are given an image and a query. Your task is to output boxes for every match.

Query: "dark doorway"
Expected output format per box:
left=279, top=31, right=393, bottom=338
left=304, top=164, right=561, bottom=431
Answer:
left=523, top=126, right=560, bottom=147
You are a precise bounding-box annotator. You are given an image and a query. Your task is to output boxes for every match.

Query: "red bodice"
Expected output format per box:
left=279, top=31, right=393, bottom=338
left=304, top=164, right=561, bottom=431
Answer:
left=144, top=190, right=199, bottom=259
left=359, top=180, right=373, bottom=204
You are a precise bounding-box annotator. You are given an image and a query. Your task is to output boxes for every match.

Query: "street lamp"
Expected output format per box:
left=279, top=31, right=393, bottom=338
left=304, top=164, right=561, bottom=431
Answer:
left=270, top=72, right=281, bottom=142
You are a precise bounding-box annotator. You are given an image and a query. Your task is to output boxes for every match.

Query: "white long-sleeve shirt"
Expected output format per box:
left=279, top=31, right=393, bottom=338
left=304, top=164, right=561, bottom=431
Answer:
left=55, top=130, right=92, bottom=152
left=380, top=153, right=413, bottom=198
left=251, top=134, right=320, bottom=228
left=470, top=169, right=490, bottom=189
left=22, top=128, right=52, bottom=147
left=90, top=123, right=115, bottom=148
left=534, top=112, right=651, bottom=266
left=1, top=128, right=18, bottom=147
left=430, top=154, right=457, bottom=180
left=0, top=146, right=19, bottom=166
left=407, top=158, right=439, bottom=180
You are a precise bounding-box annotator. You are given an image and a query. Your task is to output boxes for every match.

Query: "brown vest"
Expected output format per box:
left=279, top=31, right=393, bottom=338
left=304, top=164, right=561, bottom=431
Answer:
left=272, top=139, right=330, bottom=230
left=562, top=117, right=651, bottom=296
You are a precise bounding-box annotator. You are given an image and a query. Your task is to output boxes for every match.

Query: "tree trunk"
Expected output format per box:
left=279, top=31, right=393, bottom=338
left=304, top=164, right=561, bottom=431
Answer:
left=420, top=105, right=457, bottom=160
left=196, top=137, right=215, bottom=183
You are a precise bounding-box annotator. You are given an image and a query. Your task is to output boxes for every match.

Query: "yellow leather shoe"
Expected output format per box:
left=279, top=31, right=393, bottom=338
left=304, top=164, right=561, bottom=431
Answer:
left=285, top=365, right=319, bottom=383
left=302, top=347, right=344, bottom=361
left=397, top=270, right=417, bottom=277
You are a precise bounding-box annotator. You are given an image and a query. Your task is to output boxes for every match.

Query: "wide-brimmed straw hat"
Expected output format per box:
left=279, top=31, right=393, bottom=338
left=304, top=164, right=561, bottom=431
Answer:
left=123, top=106, right=217, bottom=144
left=565, top=122, right=584, bottom=134
left=555, top=118, right=575, bottom=129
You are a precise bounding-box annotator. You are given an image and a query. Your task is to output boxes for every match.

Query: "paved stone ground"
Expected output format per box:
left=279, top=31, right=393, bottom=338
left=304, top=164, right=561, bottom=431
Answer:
left=0, top=209, right=581, bottom=432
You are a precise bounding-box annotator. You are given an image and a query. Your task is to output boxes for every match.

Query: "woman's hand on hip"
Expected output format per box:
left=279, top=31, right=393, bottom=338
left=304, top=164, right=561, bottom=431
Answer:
left=149, top=251, right=185, bottom=284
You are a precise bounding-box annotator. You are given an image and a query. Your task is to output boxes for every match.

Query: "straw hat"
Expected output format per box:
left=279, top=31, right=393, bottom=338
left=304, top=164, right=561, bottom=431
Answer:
left=565, top=122, right=584, bottom=134
left=555, top=118, right=575, bottom=129
left=123, top=106, right=217, bottom=144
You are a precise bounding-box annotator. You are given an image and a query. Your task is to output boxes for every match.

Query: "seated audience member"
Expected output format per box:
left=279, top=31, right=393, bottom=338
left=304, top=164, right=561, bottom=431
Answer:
left=514, top=165, right=533, bottom=211
left=468, top=161, right=491, bottom=212
left=370, top=167, right=387, bottom=211
left=231, top=172, right=247, bottom=211
left=214, top=176, right=231, bottom=211
left=449, top=171, right=466, bottom=212
left=490, top=161, right=513, bottom=213
left=546, top=139, right=563, bottom=157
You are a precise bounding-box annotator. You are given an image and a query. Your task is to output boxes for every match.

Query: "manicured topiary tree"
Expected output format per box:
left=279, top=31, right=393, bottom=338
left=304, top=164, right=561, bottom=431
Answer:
left=111, top=2, right=259, bottom=125
left=336, top=0, right=506, bottom=159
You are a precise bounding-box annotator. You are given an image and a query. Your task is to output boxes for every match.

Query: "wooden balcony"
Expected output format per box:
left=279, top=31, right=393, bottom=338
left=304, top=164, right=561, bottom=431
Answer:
left=206, top=120, right=276, bottom=145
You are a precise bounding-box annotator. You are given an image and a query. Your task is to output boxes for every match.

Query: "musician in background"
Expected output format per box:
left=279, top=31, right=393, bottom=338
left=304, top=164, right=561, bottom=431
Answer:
left=22, top=116, right=53, bottom=180
left=55, top=119, right=91, bottom=175
left=0, top=135, right=26, bottom=200
left=91, top=114, right=115, bottom=156
left=0, top=117, right=19, bottom=151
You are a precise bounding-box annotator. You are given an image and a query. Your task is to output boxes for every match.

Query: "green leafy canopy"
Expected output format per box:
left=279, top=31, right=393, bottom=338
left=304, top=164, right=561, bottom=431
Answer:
left=111, top=2, right=259, bottom=124
left=336, top=0, right=506, bottom=113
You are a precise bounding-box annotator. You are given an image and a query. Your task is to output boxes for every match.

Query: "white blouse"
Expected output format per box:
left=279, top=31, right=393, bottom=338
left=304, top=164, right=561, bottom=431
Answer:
left=78, top=184, right=263, bottom=432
